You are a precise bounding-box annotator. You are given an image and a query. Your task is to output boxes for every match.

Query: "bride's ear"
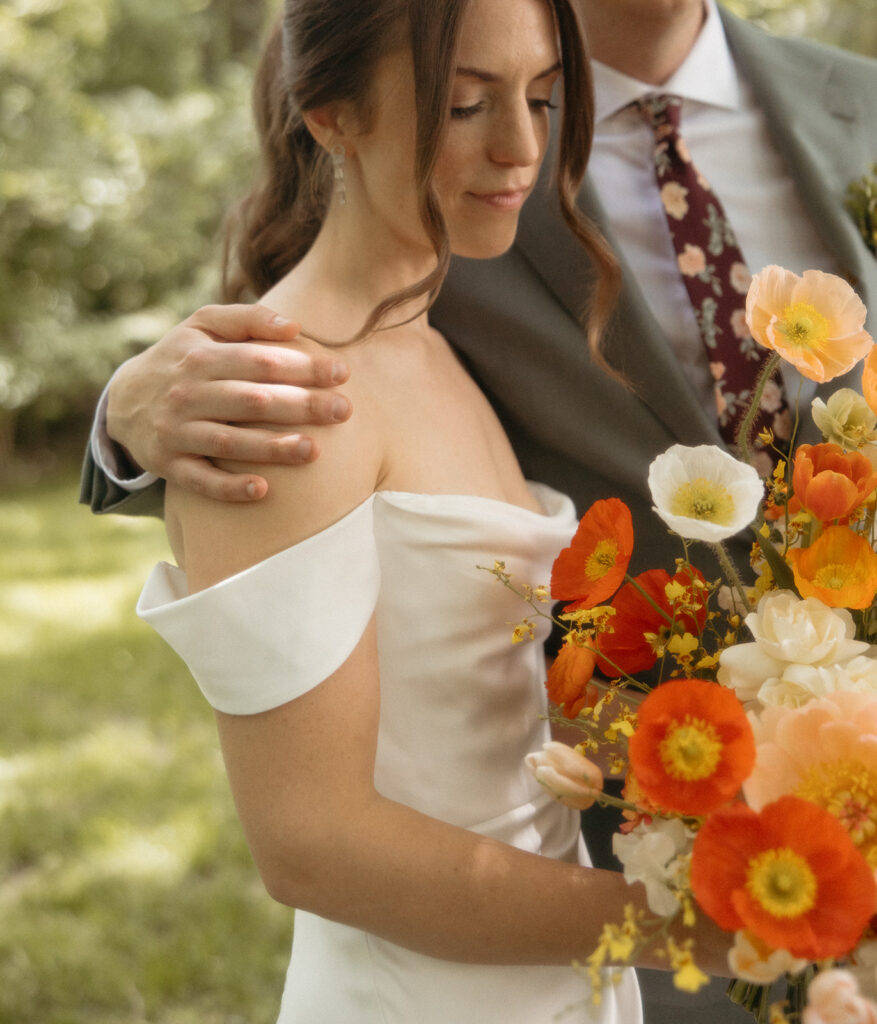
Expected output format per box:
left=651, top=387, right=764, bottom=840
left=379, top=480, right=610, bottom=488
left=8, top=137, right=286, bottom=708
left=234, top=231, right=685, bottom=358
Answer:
left=303, top=103, right=358, bottom=158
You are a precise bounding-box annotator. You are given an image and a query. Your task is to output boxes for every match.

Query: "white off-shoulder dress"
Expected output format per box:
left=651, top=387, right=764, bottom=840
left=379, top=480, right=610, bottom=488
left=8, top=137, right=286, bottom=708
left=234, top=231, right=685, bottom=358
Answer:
left=137, top=484, right=642, bottom=1024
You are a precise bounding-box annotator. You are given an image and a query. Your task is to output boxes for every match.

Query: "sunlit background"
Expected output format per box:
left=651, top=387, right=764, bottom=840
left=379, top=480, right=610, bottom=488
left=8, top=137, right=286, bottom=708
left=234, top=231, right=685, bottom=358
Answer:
left=1, top=1, right=875, bottom=1021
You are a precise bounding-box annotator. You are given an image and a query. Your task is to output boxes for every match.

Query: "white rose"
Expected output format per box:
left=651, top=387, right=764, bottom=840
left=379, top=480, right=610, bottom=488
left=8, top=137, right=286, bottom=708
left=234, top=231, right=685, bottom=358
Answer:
left=717, top=642, right=783, bottom=703
left=758, top=663, right=835, bottom=708
left=745, top=591, right=868, bottom=666
left=803, top=969, right=877, bottom=1024
left=728, top=930, right=808, bottom=985
left=612, top=818, right=694, bottom=918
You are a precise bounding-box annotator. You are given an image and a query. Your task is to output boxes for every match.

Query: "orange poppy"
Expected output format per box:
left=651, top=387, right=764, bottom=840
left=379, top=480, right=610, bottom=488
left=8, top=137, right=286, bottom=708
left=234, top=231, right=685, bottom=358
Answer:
left=691, top=795, right=876, bottom=960
left=792, top=443, right=877, bottom=522
left=628, top=678, right=755, bottom=816
left=595, top=566, right=708, bottom=678
left=787, top=525, right=877, bottom=609
left=545, top=641, right=599, bottom=719
left=551, top=498, right=634, bottom=610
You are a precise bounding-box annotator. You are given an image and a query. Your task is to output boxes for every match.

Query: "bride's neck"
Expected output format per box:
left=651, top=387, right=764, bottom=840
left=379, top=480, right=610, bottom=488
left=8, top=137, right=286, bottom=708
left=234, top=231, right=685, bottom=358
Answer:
left=265, top=203, right=437, bottom=345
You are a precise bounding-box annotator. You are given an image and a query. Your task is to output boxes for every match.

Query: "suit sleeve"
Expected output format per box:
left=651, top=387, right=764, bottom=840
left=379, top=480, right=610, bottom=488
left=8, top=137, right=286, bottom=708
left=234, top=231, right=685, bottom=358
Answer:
left=78, top=445, right=166, bottom=518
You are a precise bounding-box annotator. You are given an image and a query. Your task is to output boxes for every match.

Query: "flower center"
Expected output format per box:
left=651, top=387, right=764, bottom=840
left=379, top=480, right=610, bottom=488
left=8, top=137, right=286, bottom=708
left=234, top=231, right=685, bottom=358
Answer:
left=796, top=759, right=877, bottom=866
left=745, top=847, right=817, bottom=919
left=586, top=539, right=619, bottom=581
left=812, top=562, right=860, bottom=590
left=776, top=302, right=830, bottom=350
left=659, top=717, right=723, bottom=781
left=670, top=478, right=735, bottom=525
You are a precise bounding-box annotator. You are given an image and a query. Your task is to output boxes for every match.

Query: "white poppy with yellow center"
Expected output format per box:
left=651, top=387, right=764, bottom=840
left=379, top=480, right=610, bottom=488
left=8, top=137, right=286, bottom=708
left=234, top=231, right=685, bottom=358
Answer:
left=648, top=444, right=764, bottom=543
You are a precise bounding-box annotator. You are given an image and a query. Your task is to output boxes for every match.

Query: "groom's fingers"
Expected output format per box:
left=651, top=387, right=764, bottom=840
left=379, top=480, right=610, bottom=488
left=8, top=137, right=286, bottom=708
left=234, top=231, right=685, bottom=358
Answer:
left=164, top=454, right=272, bottom=503
left=169, top=420, right=322, bottom=466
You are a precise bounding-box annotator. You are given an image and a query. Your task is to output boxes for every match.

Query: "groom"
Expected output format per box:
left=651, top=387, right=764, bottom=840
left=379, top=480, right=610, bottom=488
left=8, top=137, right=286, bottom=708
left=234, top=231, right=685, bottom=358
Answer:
left=81, top=1, right=877, bottom=1021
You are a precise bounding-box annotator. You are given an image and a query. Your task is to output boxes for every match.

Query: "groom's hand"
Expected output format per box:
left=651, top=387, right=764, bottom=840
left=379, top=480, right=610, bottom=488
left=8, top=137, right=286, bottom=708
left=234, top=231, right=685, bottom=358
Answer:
left=106, top=303, right=352, bottom=502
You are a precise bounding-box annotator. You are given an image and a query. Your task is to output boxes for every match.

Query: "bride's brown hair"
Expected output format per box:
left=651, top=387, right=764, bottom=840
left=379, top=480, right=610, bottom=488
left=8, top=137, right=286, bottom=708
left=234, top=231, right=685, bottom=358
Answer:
left=223, top=0, right=620, bottom=363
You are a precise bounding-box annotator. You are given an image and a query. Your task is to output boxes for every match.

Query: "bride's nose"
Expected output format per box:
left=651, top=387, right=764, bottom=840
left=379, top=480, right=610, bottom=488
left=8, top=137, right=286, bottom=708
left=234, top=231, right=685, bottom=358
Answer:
left=487, top=100, right=542, bottom=167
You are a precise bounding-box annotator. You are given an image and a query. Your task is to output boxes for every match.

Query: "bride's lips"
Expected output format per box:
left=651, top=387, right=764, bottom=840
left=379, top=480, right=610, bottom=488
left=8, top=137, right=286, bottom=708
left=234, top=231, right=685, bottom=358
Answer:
left=466, top=188, right=529, bottom=211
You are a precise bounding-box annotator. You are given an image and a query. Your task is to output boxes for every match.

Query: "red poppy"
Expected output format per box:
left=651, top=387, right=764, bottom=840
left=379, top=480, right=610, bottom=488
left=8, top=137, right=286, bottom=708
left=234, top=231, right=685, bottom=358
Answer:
left=691, top=796, right=876, bottom=960
left=595, top=566, right=708, bottom=678
left=628, top=678, right=755, bottom=815
left=551, top=499, right=634, bottom=610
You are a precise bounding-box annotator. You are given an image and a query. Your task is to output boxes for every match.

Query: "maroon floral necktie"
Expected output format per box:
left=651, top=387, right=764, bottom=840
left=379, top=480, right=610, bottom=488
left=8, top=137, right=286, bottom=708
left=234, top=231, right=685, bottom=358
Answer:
left=635, top=94, right=790, bottom=471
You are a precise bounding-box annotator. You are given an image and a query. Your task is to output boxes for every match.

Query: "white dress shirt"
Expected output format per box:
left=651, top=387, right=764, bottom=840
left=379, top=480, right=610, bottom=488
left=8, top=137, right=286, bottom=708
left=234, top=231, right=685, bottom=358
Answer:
left=588, top=0, right=836, bottom=414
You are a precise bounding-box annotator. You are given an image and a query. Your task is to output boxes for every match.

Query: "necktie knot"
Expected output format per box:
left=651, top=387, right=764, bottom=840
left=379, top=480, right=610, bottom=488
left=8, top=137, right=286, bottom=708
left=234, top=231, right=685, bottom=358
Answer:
left=635, top=94, right=683, bottom=135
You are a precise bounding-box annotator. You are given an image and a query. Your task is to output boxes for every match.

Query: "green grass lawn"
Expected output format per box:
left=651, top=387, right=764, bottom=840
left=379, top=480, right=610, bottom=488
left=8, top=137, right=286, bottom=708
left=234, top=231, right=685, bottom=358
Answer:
left=0, top=468, right=291, bottom=1024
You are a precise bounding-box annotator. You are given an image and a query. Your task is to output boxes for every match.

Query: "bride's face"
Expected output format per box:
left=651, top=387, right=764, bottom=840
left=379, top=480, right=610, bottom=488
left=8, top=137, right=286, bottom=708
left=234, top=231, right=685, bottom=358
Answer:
left=348, top=0, right=561, bottom=261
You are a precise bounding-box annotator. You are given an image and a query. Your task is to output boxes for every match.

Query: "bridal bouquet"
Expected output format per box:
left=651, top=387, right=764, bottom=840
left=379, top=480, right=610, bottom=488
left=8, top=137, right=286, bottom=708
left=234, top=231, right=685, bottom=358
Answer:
left=497, top=265, right=877, bottom=1023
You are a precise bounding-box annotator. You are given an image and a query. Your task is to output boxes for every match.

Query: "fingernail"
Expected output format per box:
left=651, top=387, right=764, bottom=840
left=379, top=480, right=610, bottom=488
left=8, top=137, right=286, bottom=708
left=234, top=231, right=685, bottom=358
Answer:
left=296, top=439, right=313, bottom=460
left=331, top=361, right=348, bottom=383
left=271, top=314, right=290, bottom=325
left=331, top=396, right=349, bottom=421
left=246, top=481, right=259, bottom=498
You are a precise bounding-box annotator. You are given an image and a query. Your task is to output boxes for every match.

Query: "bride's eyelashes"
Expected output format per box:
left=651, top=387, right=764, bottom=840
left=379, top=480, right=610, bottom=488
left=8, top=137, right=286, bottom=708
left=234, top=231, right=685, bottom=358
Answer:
left=450, top=100, right=486, bottom=119
left=449, top=98, right=557, bottom=120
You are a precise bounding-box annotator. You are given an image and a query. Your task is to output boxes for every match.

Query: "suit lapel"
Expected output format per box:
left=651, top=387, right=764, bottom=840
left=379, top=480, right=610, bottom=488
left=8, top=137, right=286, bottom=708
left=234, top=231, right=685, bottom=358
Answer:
left=516, top=129, right=722, bottom=447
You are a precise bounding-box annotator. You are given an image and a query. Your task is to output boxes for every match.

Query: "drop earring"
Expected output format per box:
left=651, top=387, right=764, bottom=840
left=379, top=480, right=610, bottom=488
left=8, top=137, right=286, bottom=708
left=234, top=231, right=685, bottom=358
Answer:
left=331, top=144, right=347, bottom=206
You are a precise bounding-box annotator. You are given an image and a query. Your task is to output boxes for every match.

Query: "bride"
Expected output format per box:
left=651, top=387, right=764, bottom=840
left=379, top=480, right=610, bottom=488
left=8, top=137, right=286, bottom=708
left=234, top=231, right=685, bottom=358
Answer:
left=138, top=0, right=724, bottom=1020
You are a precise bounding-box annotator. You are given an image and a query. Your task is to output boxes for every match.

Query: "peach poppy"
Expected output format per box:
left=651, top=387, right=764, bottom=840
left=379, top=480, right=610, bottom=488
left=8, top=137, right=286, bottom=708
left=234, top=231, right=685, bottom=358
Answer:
left=745, top=266, right=873, bottom=383
left=545, top=640, right=599, bottom=719
left=787, top=525, right=877, bottom=609
left=743, top=692, right=877, bottom=870
left=864, top=345, right=877, bottom=418
left=691, top=795, right=876, bottom=960
left=792, top=443, right=877, bottom=522
left=627, top=678, right=755, bottom=815
left=550, top=498, right=633, bottom=610
left=595, top=566, right=707, bottom=678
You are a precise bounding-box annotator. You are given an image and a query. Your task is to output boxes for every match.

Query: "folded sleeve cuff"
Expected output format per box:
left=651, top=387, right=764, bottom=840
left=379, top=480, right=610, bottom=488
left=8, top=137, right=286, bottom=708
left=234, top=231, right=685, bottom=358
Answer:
left=136, top=497, right=380, bottom=714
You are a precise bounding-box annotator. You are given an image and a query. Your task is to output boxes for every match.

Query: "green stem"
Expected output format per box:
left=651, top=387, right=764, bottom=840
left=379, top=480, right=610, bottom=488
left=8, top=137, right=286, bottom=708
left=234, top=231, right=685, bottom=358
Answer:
left=736, top=352, right=782, bottom=465
left=711, top=540, right=753, bottom=614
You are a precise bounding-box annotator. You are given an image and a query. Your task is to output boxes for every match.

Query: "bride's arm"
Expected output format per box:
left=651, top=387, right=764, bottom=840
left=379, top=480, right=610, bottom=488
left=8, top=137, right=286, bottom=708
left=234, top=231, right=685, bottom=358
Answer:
left=213, top=615, right=729, bottom=971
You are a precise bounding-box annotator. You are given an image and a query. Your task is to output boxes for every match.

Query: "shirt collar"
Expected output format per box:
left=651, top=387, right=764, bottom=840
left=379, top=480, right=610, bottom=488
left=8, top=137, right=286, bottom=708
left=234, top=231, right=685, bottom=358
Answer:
left=592, top=0, right=742, bottom=123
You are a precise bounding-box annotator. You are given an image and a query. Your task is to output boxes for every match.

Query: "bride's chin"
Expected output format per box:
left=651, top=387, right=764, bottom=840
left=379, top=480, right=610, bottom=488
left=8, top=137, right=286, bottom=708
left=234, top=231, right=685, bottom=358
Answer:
left=449, top=230, right=519, bottom=262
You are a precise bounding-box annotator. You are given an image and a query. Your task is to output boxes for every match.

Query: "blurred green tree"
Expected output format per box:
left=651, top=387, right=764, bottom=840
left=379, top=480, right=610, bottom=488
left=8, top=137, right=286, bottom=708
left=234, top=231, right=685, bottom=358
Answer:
left=725, top=0, right=877, bottom=54
left=0, top=0, right=271, bottom=464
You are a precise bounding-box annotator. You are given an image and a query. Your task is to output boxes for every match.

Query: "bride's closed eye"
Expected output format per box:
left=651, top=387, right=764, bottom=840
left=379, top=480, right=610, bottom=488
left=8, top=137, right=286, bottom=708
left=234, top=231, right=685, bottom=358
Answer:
left=451, top=101, right=487, bottom=119
left=450, top=97, right=557, bottom=120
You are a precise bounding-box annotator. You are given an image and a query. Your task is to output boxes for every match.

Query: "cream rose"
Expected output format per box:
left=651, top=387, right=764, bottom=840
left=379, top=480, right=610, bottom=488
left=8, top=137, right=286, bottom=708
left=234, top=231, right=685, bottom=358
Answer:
left=743, top=590, right=867, bottom=666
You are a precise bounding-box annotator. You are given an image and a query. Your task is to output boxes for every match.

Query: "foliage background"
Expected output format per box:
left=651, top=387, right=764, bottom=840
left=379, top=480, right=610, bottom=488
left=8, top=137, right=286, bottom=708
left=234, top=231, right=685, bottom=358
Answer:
left=1, top=1, right=876, bottom=1022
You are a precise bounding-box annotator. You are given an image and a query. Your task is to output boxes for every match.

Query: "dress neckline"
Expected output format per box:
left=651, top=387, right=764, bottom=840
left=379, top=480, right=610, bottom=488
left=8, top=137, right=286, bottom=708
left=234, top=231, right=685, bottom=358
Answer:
left=374, top=481, right=570, bottom=522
